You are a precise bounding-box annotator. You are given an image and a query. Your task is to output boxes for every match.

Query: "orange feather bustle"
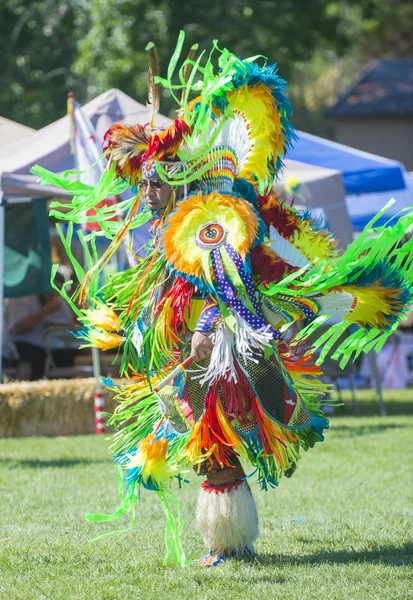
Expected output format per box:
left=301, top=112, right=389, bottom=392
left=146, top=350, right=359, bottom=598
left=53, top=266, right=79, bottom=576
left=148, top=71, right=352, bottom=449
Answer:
left=163, top=191, right=258, bottom=279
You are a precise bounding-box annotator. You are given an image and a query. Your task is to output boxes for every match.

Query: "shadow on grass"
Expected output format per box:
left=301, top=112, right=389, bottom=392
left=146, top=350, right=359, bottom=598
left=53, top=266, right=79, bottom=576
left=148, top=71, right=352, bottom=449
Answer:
left=256, top=542, right=413, bottom=567
left=0, top=458, right=109, bottom=469
left=333, top=400, right=413, bottom=418
left=329, top=422, right=413, bottom=437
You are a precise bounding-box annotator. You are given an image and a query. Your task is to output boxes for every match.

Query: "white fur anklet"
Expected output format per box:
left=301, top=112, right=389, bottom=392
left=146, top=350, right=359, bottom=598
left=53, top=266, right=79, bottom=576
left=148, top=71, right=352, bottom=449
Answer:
left=196, top=480, right=259, bottom=557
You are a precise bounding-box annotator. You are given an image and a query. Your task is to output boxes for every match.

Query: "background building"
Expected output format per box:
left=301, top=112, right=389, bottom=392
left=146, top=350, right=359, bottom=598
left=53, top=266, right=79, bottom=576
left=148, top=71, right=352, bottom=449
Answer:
left=325, top=59, right=413, bottom=170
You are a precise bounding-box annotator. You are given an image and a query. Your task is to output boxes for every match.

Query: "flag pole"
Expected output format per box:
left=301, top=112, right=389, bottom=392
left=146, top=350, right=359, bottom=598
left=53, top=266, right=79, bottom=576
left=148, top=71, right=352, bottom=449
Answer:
left=0, top=193, right=5, bottom=383
left=68, top=92, right=105, bottom=433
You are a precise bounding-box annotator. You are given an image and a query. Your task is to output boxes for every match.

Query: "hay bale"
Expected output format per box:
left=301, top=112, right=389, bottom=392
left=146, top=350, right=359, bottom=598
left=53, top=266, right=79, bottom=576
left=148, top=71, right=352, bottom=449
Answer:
left=0, top=378, right=118, bottom=437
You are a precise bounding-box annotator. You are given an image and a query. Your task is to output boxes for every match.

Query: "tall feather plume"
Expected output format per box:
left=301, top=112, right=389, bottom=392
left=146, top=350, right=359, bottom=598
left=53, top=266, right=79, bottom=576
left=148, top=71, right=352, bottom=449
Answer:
left=103, top=123, right=150, bottom=184
left=146, top=42, right=160, bottom=129
left=181, top=43, right=199, bottom=106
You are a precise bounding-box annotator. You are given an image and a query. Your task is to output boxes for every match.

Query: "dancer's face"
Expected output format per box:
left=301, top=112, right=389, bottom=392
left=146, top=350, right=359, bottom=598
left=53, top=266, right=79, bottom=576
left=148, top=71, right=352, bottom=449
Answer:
left=139, top=175, right=172, bottom=213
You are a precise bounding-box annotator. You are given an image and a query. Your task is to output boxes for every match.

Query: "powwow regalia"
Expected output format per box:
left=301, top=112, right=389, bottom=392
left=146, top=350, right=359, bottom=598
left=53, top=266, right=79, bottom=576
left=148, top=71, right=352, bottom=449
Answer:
left=32, top=32, right=413, bottom=567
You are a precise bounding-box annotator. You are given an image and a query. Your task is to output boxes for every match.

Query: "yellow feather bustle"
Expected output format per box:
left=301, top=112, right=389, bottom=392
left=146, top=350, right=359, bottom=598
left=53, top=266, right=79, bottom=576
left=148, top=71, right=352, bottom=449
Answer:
left=290, top=219, right=338, bottom=263
left=228, top=83, right=285, bottom=186
left=340, top=284, right=406, bottom=330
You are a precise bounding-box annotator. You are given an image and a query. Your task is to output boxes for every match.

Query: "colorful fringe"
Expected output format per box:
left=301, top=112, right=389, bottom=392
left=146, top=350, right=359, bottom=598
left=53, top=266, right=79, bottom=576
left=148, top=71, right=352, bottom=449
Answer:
left=29, top=31, right=413, bottom=568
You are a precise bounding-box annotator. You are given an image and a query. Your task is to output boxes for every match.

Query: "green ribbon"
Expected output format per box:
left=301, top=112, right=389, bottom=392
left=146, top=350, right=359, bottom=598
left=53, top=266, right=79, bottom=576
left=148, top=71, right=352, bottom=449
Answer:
left=158, top=489, right=189, bottom=568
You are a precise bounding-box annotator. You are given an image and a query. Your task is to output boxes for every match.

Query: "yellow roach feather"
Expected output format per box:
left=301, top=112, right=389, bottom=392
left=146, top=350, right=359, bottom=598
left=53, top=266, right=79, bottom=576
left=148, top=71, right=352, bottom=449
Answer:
left=146, top=42, right=160, bottom=129
left=106, top=123, right=149, bottom=185
left=163, top=191, right=258, bottom=278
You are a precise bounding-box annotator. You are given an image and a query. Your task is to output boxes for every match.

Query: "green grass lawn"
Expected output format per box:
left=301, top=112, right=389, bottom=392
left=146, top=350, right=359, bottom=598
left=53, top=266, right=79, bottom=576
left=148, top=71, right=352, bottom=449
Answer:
left=1, top=394, right=412, bottom=600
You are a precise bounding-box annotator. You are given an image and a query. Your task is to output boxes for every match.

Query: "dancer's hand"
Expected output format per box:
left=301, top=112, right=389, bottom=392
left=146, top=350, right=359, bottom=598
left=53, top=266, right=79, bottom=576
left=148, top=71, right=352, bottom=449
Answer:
left=191, top=331, right=214, bottom=361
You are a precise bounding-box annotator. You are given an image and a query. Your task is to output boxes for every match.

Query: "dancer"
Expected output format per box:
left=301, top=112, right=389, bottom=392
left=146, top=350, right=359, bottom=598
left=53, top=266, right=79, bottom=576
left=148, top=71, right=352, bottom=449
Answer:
left=32, top=32, right=413, bottom=567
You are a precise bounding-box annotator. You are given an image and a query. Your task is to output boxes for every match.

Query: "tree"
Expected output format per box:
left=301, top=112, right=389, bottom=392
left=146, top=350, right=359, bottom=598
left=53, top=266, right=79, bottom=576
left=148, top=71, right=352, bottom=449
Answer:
left=73, top=0, right=350, bottom=116
left=0, top=0, right=89, bottom=129
left=2, top=0, right=412, bottom=132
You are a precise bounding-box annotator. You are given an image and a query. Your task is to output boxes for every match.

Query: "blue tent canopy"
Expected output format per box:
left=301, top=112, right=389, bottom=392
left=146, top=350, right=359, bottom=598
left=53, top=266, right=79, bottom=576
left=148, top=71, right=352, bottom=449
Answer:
left=287, top=131, right=406, bottom=195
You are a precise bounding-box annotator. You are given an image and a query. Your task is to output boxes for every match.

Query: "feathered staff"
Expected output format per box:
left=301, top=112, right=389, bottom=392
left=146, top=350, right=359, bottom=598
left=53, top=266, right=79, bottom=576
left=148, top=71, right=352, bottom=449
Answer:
left=146, top=42, right=161, bottom=129
left=181, top=43, right=199, bottom=106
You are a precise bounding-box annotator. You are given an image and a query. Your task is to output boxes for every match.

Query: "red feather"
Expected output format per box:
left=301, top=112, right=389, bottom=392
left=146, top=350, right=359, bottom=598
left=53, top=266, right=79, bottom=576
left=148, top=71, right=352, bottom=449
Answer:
left=143, top=118, right=192, bottom=161
left=154, top=276, right=195, bottom=333
left=257, top=192, right=300, bottom=239
left=251, top=245, right=296, bottom=286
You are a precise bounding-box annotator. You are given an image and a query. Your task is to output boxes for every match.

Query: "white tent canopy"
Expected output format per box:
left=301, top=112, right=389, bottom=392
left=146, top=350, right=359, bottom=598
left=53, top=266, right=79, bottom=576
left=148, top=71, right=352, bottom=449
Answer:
left=0, top=88, right=352, bottom=247
left=0, top=89, right=171, bottom=199
left=279, top=159, right=353, bottom=248
left=0, top=117, right=35, bottom=147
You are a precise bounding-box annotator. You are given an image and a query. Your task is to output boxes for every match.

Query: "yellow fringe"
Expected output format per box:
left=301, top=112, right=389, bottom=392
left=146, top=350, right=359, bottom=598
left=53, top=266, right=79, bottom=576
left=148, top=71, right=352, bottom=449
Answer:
left=153, top=296, right=183, bottom=361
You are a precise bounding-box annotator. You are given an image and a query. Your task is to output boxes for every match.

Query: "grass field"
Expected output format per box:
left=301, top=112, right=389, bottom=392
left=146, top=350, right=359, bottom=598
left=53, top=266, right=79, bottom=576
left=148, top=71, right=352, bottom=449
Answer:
left=0, top=392, right=412, bottom=600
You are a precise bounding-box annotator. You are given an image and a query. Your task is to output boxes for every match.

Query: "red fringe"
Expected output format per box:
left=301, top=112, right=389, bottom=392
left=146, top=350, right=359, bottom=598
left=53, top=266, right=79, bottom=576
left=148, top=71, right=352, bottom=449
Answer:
left=196, top=383, right=239, bottom=469
left=201, top=480, right=244, bottom=494
left=231, top=359, right=296, bottom=457
left=220, top=362, right=254, bottom=426
left=153, top=277, right=194, bottom=333
left=280, top=343, right=322, bottom=376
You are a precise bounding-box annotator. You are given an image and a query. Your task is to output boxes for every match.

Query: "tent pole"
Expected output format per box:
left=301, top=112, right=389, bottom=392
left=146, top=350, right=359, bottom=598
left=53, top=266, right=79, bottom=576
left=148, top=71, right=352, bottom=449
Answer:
left=68, top=92, right=104, bottom=431
left=0, top=198, right=4, bottom=382
left=368, top=352, right=386, bottom=416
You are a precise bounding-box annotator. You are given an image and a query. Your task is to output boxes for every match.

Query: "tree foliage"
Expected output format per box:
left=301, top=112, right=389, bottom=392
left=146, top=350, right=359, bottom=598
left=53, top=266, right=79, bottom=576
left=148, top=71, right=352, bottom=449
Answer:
left=1, top=0, right=412, bottom=132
